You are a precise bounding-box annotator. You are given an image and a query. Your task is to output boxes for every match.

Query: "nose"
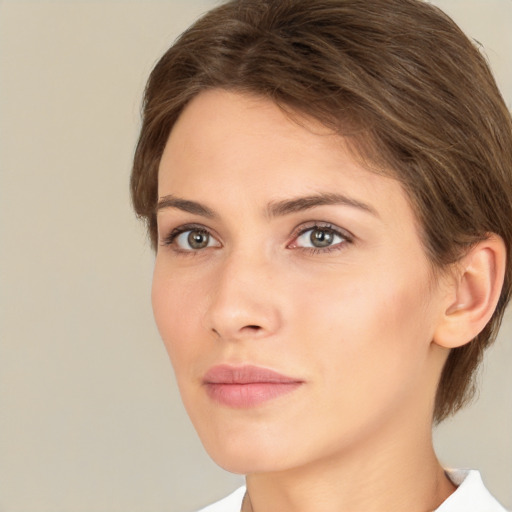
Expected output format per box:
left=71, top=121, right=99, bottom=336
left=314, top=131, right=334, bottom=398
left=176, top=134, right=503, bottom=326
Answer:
left=206, top=250, right=282, bottom=342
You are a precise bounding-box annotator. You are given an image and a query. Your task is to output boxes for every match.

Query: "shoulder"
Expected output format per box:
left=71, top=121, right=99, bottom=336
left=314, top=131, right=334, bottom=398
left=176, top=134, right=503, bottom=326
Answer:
left=195, top=486, right=246, bottom=512
left=436, top=469, right=508, bottom=512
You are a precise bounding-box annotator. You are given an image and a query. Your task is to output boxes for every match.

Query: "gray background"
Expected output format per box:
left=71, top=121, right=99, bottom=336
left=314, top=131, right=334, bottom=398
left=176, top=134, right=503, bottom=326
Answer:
left=0, top=1, right=511, bottom=511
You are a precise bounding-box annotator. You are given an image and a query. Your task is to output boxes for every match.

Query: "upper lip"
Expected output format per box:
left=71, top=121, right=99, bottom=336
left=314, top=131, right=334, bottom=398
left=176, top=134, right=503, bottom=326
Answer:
left=203, top=364, right=302, bottom=384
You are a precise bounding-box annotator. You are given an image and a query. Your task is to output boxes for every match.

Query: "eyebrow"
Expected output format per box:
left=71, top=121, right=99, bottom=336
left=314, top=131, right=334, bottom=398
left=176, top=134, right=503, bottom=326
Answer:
left=155, top=192, right=378, bottom=219
left=266, top=193, right=378, bottom=218
left=156, top=195, right=216, bottom=218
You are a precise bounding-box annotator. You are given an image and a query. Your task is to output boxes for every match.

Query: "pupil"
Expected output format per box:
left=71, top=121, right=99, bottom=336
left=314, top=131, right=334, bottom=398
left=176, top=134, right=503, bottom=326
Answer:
left=188, top=230, right=209, bottom=249
left=310, top=228, right=333, bottom=247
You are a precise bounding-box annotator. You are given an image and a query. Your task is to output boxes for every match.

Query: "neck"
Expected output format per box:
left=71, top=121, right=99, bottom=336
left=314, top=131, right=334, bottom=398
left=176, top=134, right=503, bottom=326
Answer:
left=243, top=412, right=455, bottom=512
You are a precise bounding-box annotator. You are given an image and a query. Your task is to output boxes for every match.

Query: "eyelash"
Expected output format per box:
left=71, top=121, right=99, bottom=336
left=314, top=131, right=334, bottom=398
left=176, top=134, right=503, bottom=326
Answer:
left=160, top=222, right=353, bottom=255
left=161, top=223, right=213, bottom=255
left=289, top=222, right=353, bottom=254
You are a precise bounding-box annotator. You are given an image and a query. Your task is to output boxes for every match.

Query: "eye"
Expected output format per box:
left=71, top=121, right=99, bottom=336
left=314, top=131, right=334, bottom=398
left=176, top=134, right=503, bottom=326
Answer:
left=289, top=224, right=350, bottom=251
left=163, top=225, right=221, bottom=252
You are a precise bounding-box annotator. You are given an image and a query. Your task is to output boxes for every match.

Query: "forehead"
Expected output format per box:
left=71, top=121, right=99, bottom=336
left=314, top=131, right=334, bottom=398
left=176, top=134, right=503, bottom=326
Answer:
left=158, top=89, right=415, bottom=226
left=160, top=89, right=341, bottom=180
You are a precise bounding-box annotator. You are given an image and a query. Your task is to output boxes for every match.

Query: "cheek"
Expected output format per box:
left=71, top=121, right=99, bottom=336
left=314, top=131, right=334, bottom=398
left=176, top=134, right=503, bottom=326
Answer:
left=280, top=273, right=436, bottom=455
left=291, top=263, right=436, bottom=390
left=151, top=262, right=207, bottom=370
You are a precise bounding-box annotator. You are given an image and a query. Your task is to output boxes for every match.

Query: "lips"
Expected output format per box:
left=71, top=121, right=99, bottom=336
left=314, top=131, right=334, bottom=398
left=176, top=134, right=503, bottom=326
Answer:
left=203, top=365, right=303, bottom=408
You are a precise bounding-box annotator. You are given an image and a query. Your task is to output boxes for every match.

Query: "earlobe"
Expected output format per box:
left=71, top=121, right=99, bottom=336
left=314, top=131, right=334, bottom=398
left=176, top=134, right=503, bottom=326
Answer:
left=433, top=234, right=506, bottom=349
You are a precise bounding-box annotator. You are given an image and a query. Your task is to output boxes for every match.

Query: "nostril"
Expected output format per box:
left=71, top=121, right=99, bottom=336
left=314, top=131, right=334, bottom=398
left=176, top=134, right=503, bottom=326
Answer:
left=211, top=325, right=261, bottom=337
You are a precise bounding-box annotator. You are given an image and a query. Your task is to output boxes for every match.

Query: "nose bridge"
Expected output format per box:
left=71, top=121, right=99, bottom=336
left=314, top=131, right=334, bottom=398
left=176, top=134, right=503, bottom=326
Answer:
left=207, top=244, right=280, bottom=340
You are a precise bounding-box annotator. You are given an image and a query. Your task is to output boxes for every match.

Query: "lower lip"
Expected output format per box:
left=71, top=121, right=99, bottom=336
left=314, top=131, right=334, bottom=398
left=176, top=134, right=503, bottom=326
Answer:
left=204, top=382, right=302, bottom=408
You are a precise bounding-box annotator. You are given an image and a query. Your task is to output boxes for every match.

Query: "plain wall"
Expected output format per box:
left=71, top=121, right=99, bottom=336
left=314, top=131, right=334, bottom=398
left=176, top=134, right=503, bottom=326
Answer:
left=0, top=1, right=511, bottom=511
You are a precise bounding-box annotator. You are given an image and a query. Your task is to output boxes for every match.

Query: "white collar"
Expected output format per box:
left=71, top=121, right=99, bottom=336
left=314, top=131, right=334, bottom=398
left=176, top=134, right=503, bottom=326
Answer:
left=435, top=469, right=507, bottom=511
left=197, top=469, right=508, bottom=512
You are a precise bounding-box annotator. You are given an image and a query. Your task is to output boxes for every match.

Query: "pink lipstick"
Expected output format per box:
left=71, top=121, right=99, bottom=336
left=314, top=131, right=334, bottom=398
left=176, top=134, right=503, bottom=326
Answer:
left=203, top=365, right=303, bottom=408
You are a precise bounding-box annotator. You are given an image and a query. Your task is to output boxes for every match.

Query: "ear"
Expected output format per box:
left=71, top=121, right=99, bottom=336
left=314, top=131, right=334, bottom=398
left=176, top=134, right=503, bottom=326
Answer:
left=433, top=234, right=506, bottom=349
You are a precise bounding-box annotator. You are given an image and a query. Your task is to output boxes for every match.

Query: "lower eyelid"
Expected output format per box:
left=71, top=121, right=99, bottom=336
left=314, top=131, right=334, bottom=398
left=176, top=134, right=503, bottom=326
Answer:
left=302, top=244, right=347, bottom=255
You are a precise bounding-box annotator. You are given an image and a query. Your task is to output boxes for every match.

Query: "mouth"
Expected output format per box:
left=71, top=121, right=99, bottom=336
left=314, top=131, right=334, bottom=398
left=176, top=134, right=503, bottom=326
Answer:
left=202, top=365, right=304, bottom=408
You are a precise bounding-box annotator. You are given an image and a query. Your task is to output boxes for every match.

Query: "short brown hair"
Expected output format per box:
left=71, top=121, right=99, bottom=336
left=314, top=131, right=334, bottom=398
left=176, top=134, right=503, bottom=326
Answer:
left=131, top=0, right=512, bottom=422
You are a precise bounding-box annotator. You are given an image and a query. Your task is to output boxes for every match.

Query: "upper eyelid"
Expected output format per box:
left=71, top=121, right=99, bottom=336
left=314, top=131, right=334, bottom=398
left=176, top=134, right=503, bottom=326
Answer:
left=160, top=223, right=219, bottom=246
left=296, top=226, right=346, bottom=239
left=291, top=222, right=354, bottom=241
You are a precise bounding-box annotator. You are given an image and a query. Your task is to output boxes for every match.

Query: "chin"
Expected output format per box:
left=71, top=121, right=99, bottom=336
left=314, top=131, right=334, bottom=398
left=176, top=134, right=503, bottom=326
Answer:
left=208, top=446, right=292, bottom=475
left=197, top=424, right=299, bottom=475
left=183, top=389, right=318, bottom=475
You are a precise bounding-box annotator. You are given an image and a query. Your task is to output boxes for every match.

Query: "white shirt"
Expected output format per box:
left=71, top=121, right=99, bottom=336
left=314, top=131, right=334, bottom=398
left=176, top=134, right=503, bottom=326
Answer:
left=437, top=469, right=508, bottom=511
left=195, top=470, right=508, bottom=512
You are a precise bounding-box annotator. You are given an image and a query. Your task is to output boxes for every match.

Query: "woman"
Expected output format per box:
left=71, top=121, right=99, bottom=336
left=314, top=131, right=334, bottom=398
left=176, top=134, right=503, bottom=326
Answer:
left=131, top=0, right=512, bottom=510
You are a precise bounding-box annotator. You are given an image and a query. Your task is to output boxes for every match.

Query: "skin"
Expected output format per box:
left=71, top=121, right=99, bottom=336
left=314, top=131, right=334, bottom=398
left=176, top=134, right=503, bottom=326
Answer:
left=152, top=89, right=458, bottom=511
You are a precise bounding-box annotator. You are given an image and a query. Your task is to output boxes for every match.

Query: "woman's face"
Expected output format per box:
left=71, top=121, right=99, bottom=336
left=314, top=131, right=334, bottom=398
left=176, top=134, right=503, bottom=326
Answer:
left=152, top=89, right=449, bottom=474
